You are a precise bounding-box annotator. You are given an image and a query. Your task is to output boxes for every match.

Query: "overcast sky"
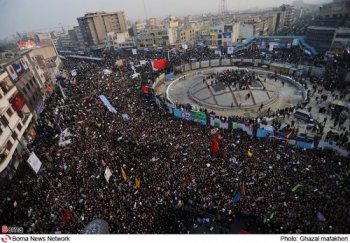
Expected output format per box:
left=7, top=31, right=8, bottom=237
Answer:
left=0, top=0, right=328, bottom=39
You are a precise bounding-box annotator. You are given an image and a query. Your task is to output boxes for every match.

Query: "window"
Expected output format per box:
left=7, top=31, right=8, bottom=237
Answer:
left=17, top=123, right=22, bottom=131
left=11, top=132, right=18, bottom=141
left=6, top=140, right=13, bottom=151
left=6, top=108, right=13, bottom=117
left=0, top=115, right=8, bottom=127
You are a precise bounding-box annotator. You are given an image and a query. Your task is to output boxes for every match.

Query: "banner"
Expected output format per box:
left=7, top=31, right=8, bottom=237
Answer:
left=256, top=128, right=268, bottom=138
left=227, top=47, right=234, bottom=54
left=11, top=92, right=25, bottom=111
left=214, top=50, right=222, bottom=56
left=104, top=167, right=112, bottom=183
left=221, top=122, right=229, bottom=129
left=153, top=58, right=167, bottom=70
left=98, top=95, right=117, bottom=113
left=59, top=128, right=72, bottom=147
left=210, top=117, right=221, bottom=128
left=6, top=65, right=18, bottom=81
left=173, top=108, right=182, bottom=118
left=165, top=72, right=175, bottom=81
left=232, top=122, right=238, bottom=129
left=20, top=58, right=29, bottom=70
left=190, top=110, right=207, bottom=125
left=132, top=48, right=137, bottom=55
left=182, top=110, right=191, bottom=120
left=71, top=69, right=77, bottom=77
left=27, top=152, right=42, bottom=174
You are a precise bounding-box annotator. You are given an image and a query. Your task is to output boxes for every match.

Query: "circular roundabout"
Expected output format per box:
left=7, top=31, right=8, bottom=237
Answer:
left=166, top=67, right=305, bottom=118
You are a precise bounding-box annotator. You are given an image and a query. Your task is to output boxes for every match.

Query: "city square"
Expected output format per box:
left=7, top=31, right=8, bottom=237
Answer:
left=0, top=0, right=349, bottom=241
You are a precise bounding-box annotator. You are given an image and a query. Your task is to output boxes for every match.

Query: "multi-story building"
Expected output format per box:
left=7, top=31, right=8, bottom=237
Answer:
left=315, top=0, right=350, bottom=27
left=104, top=32, right=135, bottom=50
left=0, top=43, right=62, bottom=182
left=0, top=70, right=33, bottom=181
left=178, top=27, right=195, bottom=44
left=57, top=34, right=74, bottom=51
left=331, top=28, right=350, bottom=53
left=136, top=21, right=168, bottom=48
left=34, top=33, right=52, bottom=43
left=134, top=20, right=147, bottom=35
left=306, top=26, right=336, bottom=53
left=232, top=21, right=254, bottom=43
left=77, top=11, right=128, bottom=50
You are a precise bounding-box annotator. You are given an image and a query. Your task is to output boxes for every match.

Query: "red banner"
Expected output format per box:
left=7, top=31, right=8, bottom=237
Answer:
left=153, top=58, right=167, bottom=70
left=11, top=93, right=25, bottom=111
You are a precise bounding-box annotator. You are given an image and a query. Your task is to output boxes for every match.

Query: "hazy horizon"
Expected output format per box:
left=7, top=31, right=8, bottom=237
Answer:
left=0, top=0, right=330, bottom=40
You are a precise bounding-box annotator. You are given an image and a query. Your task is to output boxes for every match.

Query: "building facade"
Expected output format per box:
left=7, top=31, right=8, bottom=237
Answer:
left=77, top=11, right=128, bottom=49
left=0, top=61, right=36, bottom=182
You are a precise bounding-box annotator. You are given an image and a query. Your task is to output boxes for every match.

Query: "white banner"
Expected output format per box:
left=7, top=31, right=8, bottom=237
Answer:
left=227, top=47, right=234, bottom=54
left=27, top=152, right=42, bottom=174
left=104, top=166, right=112, bottom=183
left=71, top=69, right=77, bottom=77
left=132, top=48, right=137, bottom=55
left=6, top=65, right=18, bottom=81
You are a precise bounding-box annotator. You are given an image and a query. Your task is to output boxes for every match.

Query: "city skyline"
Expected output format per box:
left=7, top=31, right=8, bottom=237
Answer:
left=0, top=0, right=329, bottom=40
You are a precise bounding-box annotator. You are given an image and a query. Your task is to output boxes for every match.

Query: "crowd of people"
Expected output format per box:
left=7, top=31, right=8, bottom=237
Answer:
left=0, top=47, right=349, bottom=234
left=210, top=69, right=255, bottom=89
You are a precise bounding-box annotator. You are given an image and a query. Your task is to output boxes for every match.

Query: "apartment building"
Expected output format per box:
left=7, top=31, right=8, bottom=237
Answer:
left=77, top=11, right=128, bottom=49
left=0, top=65, right=34, bottom=181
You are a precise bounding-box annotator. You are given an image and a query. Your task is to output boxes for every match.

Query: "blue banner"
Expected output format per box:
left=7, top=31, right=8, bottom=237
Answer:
left=295, top=141, right=314, bottom=149
left=257, top=128, right=268, bottom=138
left=173, top=108, right=182, bottom=118
left=98, top=95, right=117, bottom=113
left=165, top=72, right=175, bottom=81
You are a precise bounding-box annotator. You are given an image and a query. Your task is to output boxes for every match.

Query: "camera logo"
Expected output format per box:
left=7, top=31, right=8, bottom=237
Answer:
left=0, top=234, right=11, bottom=243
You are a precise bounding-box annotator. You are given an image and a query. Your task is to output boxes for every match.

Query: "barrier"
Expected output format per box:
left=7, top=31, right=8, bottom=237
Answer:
left=211, top=59, right=220, bottom=67
left=318, top=141, right=349, bottom=157
left=159, top=59, right=348, bottom=156
left=221, top=59, right=231, bottom=66
left=201, top=60, right=210, bottom=68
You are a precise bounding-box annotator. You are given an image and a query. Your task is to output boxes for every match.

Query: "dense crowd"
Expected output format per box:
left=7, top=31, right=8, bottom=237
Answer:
left=0, top=48, right=349, bottom=234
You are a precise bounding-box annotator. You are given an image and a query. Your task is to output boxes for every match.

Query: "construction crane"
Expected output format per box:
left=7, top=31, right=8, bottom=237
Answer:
left=220, top=0, right=228, bottom=15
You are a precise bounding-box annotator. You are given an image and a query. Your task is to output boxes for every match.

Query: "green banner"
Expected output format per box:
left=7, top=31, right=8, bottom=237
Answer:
left=190, top=110, right=206, bottom=122
left=232, top=122, right=238, bottom=129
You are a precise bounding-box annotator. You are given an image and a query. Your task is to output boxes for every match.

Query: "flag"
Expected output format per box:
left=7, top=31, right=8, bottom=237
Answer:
left=27, top=152, right=42, bottom=174
left=212, top=131, right=220, bottom=153
left=286, top=130, right=293, bottom=139
left=263, top=212, right=275, bottom=224
left=121, top=167, right=128, bottom=181
left=240, top=182, right=246, bottom=196
left=122, top=114, right=129, bottom=121
left=247, top=150, right=253, bottom=157
left=292, top=183, right=302, bottom=192
left=60, top=210, right=73, bottom=227
left=134, top=178, right=141, bottom=189
left=232, top=191, right=241, bottom=204
left=142, top=86, right=149, bottom=94
left=104, top=166, right=112, bottom=183
left=152, top=58, right=167, bottom=70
